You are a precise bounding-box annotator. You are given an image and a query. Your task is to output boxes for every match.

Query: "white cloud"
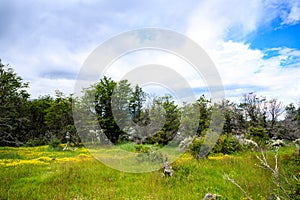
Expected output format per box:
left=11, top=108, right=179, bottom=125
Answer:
left=28, top=78, right=76, bottom=99
left=205, top=41, right=300, bottom=104
left=1, top=0, right=299, bottom=105
left=104, top=49, right=205, bottom=102
left=185, top=0, right=300, bottom=105
left=186, top=0, right=262, bottom=49
left=280, top=0, right=300, bottom=25
left=1, top=0, right=199, bottom=98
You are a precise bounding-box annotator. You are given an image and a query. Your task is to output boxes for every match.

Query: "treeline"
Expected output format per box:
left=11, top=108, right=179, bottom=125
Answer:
left=0, top=60, right=299, bottom=147
left=0, top=61, right=76, bottom=146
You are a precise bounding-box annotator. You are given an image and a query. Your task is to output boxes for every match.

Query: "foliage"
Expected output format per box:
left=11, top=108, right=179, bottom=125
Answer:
left=91, top=77, right=123, bottom=144
left=27, top=95, right=53, bottom=145
left=189, top=136, right=206, bottom=158
left=134, top=144, right=151, bottom=153
left=213, top=133, right=242, bottom=154
left=196, top=95, right=212, bottom=136
left=179, top=136, right=194, bottom=151
left=25, top=138, right=48, bottom=147
left=280, top=103, right=300, bottom=140
left=246, top=126, right=270, bottom=147
left=0, top=60, right=299, bottom=149
left=45, top=91, right=77, bottom=143
left=147, top=95, right=181, bottom=145
left=0, top=60, right=29, bottom=146
left=48, top=138, right=61, bottom=149
left=129, top=85, right=146, bottom=124
left=239, top=92, right=268, bottom=128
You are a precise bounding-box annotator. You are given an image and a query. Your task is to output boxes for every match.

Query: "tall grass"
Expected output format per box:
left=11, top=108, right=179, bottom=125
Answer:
left=0, top=145, right=298, bottom=199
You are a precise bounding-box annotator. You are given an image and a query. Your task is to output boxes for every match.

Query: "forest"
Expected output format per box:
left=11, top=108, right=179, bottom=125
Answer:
left=1, top=60, right=299, bottom=150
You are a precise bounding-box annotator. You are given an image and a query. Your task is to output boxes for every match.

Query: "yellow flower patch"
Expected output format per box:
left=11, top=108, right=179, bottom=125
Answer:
left=0, top=158, right=50, bottom=167
left=208, top=154, right=233, bottom=160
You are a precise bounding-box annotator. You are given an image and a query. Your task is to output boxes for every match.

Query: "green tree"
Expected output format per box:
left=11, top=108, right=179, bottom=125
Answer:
left=80, top=77, right=148, bottom=144
left=246, top=126, right=269, bottom=147
left=26, top=95, right=53, bottom=145
left=129, top=85, right=146, bottom=124
left=132, top=97, right=165, bottom=144
left=148, top=95, right=181, bottom=145
left=219, top=100, right=246, bottom=135
left=0, top=60, right=30, bottom=146
left=179, top=102, right=200, bottom=138
left=196, top=95, right=211, bottom=136
left=93, top=76, right=121, bottom=144
left=44, top=91, right=77, bottom=144
left=111, top=79, right=133, bottom=138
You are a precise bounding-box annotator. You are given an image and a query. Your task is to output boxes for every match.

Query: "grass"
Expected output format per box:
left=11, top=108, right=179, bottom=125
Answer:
left=0, top=145, right=299, bottom=199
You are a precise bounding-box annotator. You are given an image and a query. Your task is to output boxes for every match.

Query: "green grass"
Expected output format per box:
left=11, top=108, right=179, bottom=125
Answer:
left=0, top=145, right=299, bottom=199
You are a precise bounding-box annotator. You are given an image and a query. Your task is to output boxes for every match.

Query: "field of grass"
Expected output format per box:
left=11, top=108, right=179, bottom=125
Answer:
left=0, top=144, right=299, bottom=200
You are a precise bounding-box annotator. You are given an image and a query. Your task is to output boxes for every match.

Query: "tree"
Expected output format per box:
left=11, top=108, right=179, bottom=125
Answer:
left=240, top=92, right=268, bottom=128
left=0, top=60, right=30, bottom=146
left=80, top=77, right=150, bottom=144
left=196, top=95, right=211, bottom=136
left=44, top=91, right=77, bottom=144
left=132, top=96, right=166, bottom=144
left=148, top=95, right=181, bottom=145
left=26, top=95, right=53, bottom=145
left=281, top=103, right=300, bottom=140
left=267, top=98, right=284, bottom=138
left=129, top=85, right=146, bottom=124
left=111, top=79, right=133, bottom=139
left=93, top=76, right=121, bottom=144
left=219, top=100, right=246, bottom=136
left=247, top=126, right=269, bottom=147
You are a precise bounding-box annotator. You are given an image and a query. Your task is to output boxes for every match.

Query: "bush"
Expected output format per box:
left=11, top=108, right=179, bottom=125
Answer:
left=179, top=136, right=194, bottom=151
left=246, top=126, right=270, bottom=147
left=189, top=137, right=208, bottom=158
left=49, top=138, right=61, bottom=149
left=134, top=144, right=150, bottom=153
left=134, top=144, right=163, bottom=163
left=25, top=138, right=47, bottom=147
left=213, top=133, right=242, bottom=154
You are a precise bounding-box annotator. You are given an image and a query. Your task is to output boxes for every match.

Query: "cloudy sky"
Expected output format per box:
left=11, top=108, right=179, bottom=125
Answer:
left=0, top=0, right=299, bottom=105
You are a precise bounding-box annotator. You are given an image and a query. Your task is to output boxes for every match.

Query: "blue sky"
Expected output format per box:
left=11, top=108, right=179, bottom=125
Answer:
left=0, top=0, right=299, bottom=105
left=249, top=23, right=300, bottom=50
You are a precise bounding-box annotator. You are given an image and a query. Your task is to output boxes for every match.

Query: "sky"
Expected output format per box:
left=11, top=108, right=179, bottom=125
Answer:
left=0, top=0, right=300, bottom=106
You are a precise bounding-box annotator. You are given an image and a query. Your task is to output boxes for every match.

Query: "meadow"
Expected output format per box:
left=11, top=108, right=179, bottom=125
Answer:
left=0, top=145, right=299, bottom=200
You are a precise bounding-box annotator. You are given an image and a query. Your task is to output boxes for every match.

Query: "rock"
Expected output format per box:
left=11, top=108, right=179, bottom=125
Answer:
left=203, top=193, right=221, bottom=200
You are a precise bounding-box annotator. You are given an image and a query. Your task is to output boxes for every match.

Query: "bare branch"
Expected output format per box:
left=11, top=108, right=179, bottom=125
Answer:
left=223, top=173, right=253, bottom=200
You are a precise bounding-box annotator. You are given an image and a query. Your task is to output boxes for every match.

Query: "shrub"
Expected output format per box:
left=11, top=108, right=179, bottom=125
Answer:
left=213, top=133, right=242, bottom=154
left=189, top=137, right=207, bottom=158
left=134, top=144, right=150, bottom=153
left=49, top=138, right=61, bottom=149
left=25, top=138, right=47, bottom=147
left=179, top=136, right=194, bottom=151
left=246, top=126, right=270, bottom=147
left=134, top=144, right=163, bottom=163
